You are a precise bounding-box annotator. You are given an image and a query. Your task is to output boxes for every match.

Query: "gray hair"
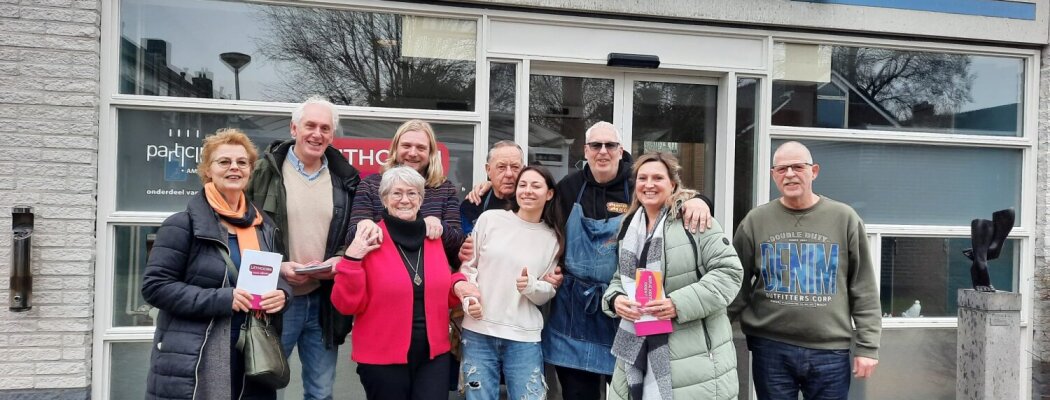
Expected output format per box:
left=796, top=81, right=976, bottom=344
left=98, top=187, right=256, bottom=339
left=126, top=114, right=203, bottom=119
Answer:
left=292, top=95, right=339, bottom=129
left=379, top=166, right=426, bottom=198
left=585, top=121, right=621, bottom=142
left=487, top=140, right=524, bottom=163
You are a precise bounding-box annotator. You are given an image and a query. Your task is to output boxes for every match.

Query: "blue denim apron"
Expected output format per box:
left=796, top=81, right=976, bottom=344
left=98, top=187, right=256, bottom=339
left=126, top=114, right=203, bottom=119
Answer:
left=542, top=181, right=628, bottom=375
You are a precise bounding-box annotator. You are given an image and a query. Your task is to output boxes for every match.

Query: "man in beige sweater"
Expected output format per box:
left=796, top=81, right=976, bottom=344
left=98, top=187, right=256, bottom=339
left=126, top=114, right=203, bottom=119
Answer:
left=247, top=96, right=361, bottom=400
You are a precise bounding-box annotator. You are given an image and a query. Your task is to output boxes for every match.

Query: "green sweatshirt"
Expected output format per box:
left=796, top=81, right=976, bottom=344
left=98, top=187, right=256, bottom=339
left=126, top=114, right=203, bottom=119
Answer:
left=728, top=196, right=881, bottom=359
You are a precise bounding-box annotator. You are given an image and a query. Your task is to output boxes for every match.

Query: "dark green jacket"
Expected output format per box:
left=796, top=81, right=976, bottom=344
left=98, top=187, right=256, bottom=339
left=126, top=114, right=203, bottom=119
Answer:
left=246, top=139, right=361, bottom=348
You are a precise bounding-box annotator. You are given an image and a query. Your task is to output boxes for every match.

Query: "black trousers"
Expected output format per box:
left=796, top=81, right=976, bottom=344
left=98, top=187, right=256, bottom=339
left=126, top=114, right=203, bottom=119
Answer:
left=357, top=352, right=452, bottom=400
left=554, top=365, right=611, bottom=400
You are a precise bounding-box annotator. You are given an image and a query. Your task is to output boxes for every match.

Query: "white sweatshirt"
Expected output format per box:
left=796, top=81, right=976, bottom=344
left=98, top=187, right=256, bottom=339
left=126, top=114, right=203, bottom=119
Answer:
left=461, top=210, right=560, bottom=342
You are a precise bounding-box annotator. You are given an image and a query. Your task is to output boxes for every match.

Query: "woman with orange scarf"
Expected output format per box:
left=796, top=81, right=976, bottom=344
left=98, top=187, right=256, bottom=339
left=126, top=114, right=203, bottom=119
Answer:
left=142, top=129, right=291, bottom=400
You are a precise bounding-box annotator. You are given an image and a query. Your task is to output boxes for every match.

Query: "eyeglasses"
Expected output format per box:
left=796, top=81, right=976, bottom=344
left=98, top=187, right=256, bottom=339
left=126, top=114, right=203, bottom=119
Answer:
left=389, top=191, right=421, bottom=201
left=213, top=158, right=250, bottom=170
left=771, top=163, right=813, bottom=175
left=586, top=142, right=620, bottom=151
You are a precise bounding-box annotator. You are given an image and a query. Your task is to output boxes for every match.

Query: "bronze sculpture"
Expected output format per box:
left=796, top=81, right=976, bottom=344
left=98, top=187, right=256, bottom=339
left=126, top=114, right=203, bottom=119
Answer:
left=962, top=209, right=1014, bottom=292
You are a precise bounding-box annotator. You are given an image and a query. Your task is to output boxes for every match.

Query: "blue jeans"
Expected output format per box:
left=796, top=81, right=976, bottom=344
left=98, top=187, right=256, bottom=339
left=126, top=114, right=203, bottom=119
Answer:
left=282, top=291, right=339, bottom=400
left=748, top=336, right=851, bottom=400
left=461, top=329, right=546, bottom=400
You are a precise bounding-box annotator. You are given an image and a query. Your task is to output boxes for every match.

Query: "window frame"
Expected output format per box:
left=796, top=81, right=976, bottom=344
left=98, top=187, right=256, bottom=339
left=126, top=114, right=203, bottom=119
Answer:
left=92, top=1, right=1040, bottom=398
left=94, top=1, right=489, bottom=398
left=763, top=35, right=1037, bottom=338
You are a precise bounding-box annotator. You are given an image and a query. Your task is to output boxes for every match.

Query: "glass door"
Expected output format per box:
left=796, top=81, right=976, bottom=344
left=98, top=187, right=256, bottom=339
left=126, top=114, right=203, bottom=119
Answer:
left=527, top=71, right=616, bottom=181
left=525, top=68, right=718, bottom=193
left=624, top=75, right=719, bottom=197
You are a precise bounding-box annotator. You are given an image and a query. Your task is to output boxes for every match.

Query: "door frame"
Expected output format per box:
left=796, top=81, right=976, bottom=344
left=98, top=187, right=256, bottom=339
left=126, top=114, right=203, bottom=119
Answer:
left=523, top=63, right=734, bottom=226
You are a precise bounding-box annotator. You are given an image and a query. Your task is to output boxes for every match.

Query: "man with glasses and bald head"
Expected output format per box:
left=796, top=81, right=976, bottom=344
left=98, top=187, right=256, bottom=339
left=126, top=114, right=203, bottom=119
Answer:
left=730, top=141, right=881, bottom=400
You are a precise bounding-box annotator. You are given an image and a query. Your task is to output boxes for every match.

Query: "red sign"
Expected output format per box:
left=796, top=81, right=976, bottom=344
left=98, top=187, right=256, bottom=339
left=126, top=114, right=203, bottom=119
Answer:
left=331, top=138, right=451, bottom=177
left=249, top=264, right=274, bottom=276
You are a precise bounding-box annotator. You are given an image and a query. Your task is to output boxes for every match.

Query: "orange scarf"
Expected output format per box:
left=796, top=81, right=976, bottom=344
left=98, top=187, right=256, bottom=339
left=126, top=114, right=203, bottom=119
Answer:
left=204, top=182, right=262, bottom=255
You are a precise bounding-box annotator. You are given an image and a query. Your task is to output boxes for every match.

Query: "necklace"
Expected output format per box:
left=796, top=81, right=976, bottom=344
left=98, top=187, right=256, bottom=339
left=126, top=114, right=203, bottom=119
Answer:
left=396, top=244, right=423, bottom=286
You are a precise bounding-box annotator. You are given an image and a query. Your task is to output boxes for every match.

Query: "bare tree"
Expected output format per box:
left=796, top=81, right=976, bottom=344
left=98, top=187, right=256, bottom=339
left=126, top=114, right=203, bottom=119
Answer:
left=833, top=47, right=973, bottom=122
left=254, top=5, right=475, bottom=110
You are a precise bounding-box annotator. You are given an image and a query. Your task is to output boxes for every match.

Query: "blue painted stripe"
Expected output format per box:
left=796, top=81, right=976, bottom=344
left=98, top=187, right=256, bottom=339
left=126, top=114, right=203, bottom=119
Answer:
left=794, top=0, right=1036, bottom=20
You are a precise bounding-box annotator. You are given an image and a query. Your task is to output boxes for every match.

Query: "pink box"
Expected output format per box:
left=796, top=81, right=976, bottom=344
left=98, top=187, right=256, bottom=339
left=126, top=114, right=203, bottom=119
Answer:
left=634, top=269, right=673, bottom=336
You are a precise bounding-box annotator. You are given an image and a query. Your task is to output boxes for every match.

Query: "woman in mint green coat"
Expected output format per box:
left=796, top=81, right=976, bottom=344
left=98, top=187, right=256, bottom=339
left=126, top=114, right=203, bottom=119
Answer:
left=602, top=152, right=742, bottom=400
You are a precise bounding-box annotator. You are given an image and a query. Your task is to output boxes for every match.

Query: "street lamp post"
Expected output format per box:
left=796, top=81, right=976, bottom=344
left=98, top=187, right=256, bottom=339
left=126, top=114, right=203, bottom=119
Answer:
left=220, top=52, right=251, bottom=100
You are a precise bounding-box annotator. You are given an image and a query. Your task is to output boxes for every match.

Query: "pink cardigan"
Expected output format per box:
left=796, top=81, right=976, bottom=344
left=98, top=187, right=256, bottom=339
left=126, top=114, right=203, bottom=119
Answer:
left=331, top=221, right=464, bottom=365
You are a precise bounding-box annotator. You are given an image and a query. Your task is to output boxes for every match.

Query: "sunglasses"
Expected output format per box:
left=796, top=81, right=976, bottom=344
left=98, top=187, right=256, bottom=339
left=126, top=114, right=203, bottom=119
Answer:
left=586, top=142, right=620, bottom=151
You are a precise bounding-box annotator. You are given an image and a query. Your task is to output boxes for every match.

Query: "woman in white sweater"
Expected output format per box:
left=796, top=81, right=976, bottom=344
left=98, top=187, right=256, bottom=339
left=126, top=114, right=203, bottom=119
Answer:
left=457, top=165, right=563, bottom=400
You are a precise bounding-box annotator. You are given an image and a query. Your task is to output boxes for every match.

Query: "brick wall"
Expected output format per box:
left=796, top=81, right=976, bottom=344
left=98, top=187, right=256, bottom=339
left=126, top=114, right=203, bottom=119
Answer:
left=1036, top=45, right=1050, bottom=400
left=0, top=0, right=99, bottom=398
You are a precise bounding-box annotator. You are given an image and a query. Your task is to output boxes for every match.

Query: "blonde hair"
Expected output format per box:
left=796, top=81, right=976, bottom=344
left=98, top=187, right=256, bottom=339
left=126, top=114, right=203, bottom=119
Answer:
left=625, top=152, right=697, bottom=220
left=383, top=119, right=445, bottom=188
left=197, top=128, right=258, bottom=184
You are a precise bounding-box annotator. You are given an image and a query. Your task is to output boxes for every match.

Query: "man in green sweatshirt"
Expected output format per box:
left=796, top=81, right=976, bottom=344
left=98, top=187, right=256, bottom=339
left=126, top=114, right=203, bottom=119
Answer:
left=729, top=141, right=881, bottom=400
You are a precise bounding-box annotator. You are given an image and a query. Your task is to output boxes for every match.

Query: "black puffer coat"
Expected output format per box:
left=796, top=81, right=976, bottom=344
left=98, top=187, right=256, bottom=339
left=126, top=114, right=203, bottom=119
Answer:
left=142, top=192, right=290, bottom=400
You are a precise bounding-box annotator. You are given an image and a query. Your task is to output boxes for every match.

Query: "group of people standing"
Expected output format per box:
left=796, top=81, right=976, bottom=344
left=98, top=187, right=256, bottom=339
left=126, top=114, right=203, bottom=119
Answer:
left=142, top=95, right=881, bottom=400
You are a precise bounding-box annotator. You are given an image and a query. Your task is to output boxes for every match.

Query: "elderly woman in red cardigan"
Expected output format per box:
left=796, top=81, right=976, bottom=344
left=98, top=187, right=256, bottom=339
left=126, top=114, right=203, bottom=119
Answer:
left=331, top=165, right=470, bottom=400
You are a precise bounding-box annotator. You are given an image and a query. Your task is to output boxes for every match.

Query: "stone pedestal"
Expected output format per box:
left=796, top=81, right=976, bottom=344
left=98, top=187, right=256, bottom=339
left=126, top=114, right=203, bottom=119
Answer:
left=957, top=289, right=1022, bottom=400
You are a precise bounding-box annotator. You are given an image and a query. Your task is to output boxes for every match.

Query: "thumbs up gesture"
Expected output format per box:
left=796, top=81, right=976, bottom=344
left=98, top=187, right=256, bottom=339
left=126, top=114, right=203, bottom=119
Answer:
left=516, top=267, right=530, bottom=293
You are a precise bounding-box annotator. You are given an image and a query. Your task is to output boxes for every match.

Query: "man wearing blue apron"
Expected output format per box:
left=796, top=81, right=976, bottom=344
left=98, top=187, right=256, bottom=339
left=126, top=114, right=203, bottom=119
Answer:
left=541, top=122, right=713, bottom=400
left=459, top=122, right=712, bottom=398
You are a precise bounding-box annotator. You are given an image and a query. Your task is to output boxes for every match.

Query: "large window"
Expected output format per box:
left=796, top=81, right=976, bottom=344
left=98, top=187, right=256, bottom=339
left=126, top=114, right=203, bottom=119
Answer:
left=766, top=41, right=1032, bottom=398
left=339, top=119, right=476, bottom=198
left=102, top=3, right=483, bottom=396
left=115, top=110, right=290, bottom=211
left=528, top=74, right=614, bottom=180
left=489, top=62, right=517, bottom=147
left=880, top=237, right=1018, bottom=318
left=848, top=328, right=957, bottom=399
left=120, top=0, right=477, bottom=110
left=115, top=109, right=477, bottom=213
left=734, top=77, right=760, bottom=231
left=770, top=140, right=1022, bottom=226
left=772, top=43, right=1024, bottom=136
left=112, top=225, right=161, bottom=327
left=630, top=80, right=718, bottom=195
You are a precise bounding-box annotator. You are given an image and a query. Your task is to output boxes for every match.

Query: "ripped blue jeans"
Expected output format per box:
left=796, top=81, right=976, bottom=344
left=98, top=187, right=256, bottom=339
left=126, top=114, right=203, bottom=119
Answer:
left=461, top=329, right=547, bottom=400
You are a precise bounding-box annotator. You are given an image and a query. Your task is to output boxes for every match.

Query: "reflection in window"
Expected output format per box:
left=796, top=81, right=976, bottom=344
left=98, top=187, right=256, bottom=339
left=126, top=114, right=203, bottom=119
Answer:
left=528, top=75, right=614, bottom=181
left=880, top=237, right=1017, bottom=318
left=339, top=119, right=475, bottom=200
left=110, top=342, right=152, bottom=399
left=120, top=0, right=476, bottom=110
left=489, top=63, right=516, bottom=148
left=772, top=42, right=1023, bottom=136
left=113, top=225, right=161, bottom=327
left=630, top=81, right=717, bottom=196
left=116, top=109, right=291, bottom=212
left=116, top=109, right=476, bottom=212
left=770, top=140, right=1021, bottom=225
left=734, top=78, right=759, bottom=232
left=847, top=328, right=957, bottom=399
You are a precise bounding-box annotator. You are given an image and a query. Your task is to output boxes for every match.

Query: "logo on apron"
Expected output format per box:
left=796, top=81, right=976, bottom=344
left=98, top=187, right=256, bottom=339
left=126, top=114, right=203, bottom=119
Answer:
left=606, top=202, right=629, bottom=214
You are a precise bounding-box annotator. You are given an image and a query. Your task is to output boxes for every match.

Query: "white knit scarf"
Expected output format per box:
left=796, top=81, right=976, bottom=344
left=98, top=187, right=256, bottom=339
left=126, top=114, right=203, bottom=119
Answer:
left=611, top=207, right=673, bottom=400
